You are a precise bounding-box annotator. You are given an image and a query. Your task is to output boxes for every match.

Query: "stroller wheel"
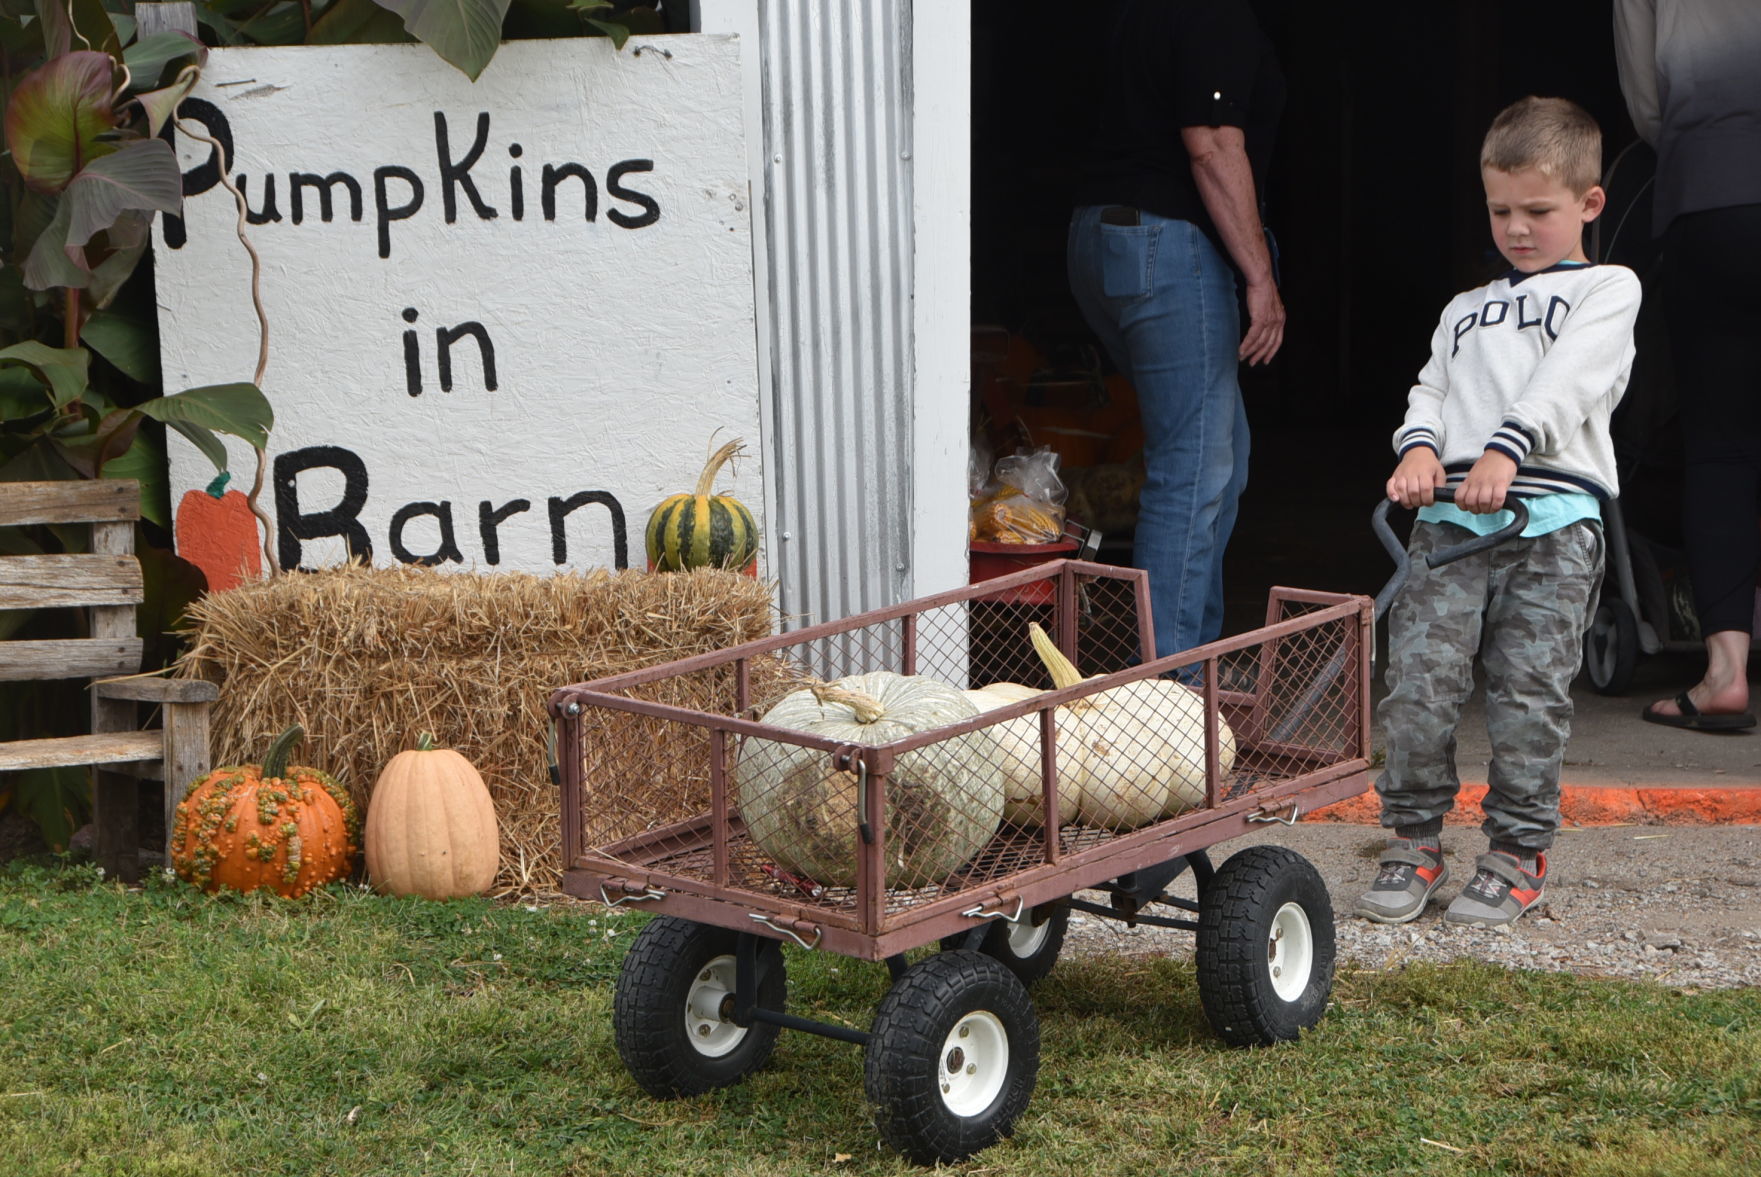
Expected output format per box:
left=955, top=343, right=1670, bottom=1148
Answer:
left=1585, top=597, right=1640, bottom=695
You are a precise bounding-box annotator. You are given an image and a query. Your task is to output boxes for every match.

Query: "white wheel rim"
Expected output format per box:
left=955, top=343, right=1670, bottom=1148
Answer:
left=683, top=953, right=747, bottom=1058
left=938, top=1011, right=1009, bottom=1117
left=1267, top=902, right=1314, bottom=1003
left=1005, top=916, right=1051, bottom=958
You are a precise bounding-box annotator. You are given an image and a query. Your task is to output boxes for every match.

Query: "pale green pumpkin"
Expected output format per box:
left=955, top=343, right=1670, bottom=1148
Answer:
left=736, top=672, right=1004, bottom=888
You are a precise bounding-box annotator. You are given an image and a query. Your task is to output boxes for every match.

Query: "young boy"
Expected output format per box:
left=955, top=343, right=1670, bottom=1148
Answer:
left=1355, top=97, right=1641, bottom=929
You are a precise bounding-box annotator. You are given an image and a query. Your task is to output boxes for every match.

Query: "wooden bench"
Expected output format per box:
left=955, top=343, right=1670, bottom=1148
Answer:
left=1, top=480, right=216, bottom=882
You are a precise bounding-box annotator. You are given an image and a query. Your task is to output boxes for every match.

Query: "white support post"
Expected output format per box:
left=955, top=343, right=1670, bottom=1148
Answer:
left=908, top=3, right=973, bottom=600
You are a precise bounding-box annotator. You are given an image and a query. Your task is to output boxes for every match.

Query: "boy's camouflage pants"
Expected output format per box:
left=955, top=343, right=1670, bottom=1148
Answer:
left=1375, top=518, right=1604, bottom=851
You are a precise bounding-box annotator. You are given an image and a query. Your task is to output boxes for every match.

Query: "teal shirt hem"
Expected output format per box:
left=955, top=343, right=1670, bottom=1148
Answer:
left=1417, top=493, right=1601, bottom=537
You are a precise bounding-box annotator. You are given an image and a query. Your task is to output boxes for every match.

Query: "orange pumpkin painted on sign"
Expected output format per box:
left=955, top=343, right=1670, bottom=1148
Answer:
left=175, top=472, right=261, bottom=593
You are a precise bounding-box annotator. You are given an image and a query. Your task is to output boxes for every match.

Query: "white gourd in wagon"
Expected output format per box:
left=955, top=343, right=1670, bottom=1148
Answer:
left=737, top=672, right=1005, bottom=888
left=961, top=682, right=1062, bottom=828
left=1028, top=623, right=1235, bottom=831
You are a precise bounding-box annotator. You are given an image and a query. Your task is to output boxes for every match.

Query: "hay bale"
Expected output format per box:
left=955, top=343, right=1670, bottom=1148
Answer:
left=176, top=563, right=777, bottom=894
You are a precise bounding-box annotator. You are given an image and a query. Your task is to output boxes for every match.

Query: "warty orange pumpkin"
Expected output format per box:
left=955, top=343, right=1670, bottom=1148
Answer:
left=170, top=725, right=359, bottom=897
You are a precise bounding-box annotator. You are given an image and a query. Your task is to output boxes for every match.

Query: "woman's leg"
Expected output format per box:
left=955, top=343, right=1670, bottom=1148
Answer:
left=1648, top=204, right=1761, bottom=721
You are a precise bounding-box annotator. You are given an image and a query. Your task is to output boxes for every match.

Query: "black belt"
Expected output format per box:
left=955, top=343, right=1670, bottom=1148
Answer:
left=1099, top=205, right=1140, bottom=226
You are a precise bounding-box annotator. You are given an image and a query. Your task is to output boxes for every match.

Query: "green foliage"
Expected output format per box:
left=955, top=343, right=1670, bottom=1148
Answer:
left=373, top=0, right=511, bottom=80
left=0, top=867, right=1756, bottom=1176
left=0, top=0, right=660, bottom=858
left=0, top=13, right=267, bottom=489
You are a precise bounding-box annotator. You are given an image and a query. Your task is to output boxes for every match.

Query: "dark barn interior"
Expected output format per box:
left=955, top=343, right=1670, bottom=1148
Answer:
left=969, top=1, right=1664, bottom=634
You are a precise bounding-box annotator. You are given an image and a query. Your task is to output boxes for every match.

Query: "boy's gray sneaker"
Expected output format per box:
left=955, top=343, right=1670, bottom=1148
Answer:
left=1444, top=851, right=1547, bottom=928
left=1353, top=843, right=1448, bottom=924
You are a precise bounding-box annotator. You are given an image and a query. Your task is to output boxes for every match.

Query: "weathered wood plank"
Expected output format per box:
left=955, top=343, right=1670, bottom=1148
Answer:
left=0, top=480, right=138, bottom=526
left=93, top=676, right=219, bottom=704
left=0, top=638, right=142, bottom=682
left=136, top=2, right=198, bottom=39
left=0, top=554, right=143, bottom=608
left=0, top=731, right=162, bottom=772
left=162, top=700, right=213, bottom=854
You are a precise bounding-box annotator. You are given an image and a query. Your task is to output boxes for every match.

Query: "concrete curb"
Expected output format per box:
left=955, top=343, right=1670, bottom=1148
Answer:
left=1312, top=781, right=1761, bottom=828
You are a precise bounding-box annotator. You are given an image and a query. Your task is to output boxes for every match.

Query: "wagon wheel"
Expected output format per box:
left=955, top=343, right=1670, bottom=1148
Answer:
left=864, top=951, right=1040, bottom=1164
left=1584, top=597, right=1639, bottom=696
left=1195, top=846, right=1336, bottom=1047
left=938, top=900, right=1071, bottom=985
left=613, top=916, right=786, bottom=1097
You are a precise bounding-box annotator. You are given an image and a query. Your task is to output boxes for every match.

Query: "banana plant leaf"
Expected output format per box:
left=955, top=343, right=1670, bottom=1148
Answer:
left=3, top=50, right=119, bottom=195
left=138, top=381, right=274, bottom=458
left=80, top=308, right=159, bottom=384
left=0, top=341, right=90, bottom=411
left=372, top=0, right=512, bottom=80
left=121, top=30, right=207, bottom=92
left=31, top=0, right=120, bottom=59
left=309, top=0, right=416, bottom=43
left=62, top=139, right=183, bottom=252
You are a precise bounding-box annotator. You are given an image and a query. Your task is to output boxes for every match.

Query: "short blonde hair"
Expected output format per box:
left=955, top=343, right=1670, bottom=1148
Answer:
left=1481, top=97, right=1602, bottom=194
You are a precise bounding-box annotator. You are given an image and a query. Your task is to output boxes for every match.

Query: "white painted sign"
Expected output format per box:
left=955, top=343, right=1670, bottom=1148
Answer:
left=156, top=37, right=760, bottom=577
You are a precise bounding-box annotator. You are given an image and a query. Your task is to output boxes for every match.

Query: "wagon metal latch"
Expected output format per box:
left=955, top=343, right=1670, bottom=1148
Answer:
left=960, top=894, right=1025, bottom=923
left=598, top=879, right=667, bottom=907
left=749, top=913, right=824, bottom=951
left=1246, top=802, right=1302, bottom=827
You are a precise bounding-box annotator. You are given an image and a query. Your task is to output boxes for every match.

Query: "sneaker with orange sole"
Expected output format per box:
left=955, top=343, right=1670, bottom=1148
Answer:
left=1444, top=851, right=1547, bottom=928
left=1354, top=842, right=1449, bottom=924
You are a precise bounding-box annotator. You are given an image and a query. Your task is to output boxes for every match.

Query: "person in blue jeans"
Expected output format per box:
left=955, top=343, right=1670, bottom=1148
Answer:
left=1067, top=0, right=1286, bottom=661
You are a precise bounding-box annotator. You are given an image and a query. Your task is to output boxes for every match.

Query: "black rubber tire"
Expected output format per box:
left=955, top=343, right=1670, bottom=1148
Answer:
left=1584, top=597, right=1640, bottom=696
left=937, top=900, right=1070, bottom=986
left=613, top=917, right=786, bottom=1098
left=1196, top=845, right=1336, bottom=1047
left=864, top=950, right=1039, bottom=1164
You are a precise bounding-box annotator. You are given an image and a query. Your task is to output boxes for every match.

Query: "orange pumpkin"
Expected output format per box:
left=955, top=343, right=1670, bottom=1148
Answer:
left=364, top=733, right=500, bottom=899
left=175, top=472, right=262, bottom=593
left=170, top=726, right=359, bottom=897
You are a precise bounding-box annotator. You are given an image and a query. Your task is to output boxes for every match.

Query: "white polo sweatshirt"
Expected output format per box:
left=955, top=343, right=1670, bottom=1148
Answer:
left=1393, top=262, right=1642, bottom=501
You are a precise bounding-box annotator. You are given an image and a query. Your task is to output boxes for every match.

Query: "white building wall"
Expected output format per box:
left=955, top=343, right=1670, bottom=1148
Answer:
left=699, top=0, right=971, bottom=634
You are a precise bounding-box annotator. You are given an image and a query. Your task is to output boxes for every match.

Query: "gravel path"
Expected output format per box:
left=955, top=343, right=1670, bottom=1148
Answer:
left=1060, top=822, right=1761, bottom=990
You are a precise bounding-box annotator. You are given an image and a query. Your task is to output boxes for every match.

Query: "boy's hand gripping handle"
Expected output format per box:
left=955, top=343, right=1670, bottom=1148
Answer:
left=1371, top=488, right=1530, bottom=621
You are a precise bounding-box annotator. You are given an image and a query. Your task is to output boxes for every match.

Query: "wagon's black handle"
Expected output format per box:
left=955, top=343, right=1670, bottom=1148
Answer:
left=1372, top=487, right=1530, bottom=621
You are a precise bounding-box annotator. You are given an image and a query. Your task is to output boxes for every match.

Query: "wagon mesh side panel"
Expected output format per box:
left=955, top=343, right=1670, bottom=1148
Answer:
left=1223, top=595, right=1364, bottom=799
left=577, top=666, right=727, bottom=853
left=566, top=568, right=1364, bottom=924
left=576, top=657, right=806, bottom=853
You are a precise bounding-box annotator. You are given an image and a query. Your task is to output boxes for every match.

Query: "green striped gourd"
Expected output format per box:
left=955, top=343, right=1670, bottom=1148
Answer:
left=645, top=439, right=760, bottom=572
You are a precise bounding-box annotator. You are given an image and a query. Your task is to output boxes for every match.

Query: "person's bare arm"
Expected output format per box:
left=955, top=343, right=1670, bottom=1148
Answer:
left=1182, top=124, right=1284, bottom=365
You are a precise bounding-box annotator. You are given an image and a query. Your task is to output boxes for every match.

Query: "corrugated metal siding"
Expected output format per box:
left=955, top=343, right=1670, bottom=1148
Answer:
left=759, top=0, right=914, bottom=633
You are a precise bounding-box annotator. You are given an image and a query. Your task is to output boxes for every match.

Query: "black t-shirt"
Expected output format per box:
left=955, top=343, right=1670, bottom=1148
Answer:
left=1072, top=0, right=1285, bottom=247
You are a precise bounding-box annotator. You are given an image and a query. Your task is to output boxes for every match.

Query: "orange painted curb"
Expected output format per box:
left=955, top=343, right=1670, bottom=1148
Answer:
left=1311, top=782, right=1761, bottom=827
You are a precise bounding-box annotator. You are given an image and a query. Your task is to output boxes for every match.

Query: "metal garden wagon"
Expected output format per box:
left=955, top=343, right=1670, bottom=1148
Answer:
left=549, top=560, right=1375, bottom=1164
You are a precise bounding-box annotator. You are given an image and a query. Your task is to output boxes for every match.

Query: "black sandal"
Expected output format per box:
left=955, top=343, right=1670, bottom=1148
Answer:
left=1640, top=692, right=1757, bottom=732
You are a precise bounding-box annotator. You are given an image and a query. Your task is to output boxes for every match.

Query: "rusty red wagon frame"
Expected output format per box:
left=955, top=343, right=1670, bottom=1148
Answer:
left=549, top=560, right=1373, bottom=1163
left=549, top=561, right=1373, bottom=958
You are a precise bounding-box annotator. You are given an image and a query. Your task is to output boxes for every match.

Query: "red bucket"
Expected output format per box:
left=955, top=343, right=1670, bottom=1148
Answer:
left=969, top=539, right=1079, bottom=605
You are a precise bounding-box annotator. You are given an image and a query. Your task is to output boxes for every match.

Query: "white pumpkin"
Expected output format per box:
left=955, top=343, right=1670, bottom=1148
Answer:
left=961, top=683, right=1061, bottom=828
left=736, top=672, right=1005, bottom=888
left=1029, top=624, right=1235, bottom=831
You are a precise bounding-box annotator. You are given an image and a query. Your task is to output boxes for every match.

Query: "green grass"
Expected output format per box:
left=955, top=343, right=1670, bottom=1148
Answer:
left=1, top=861, right=1756, bottom=1177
